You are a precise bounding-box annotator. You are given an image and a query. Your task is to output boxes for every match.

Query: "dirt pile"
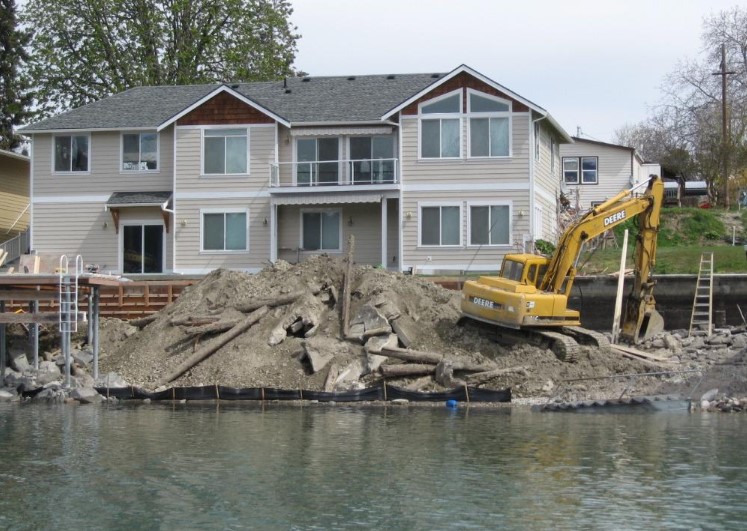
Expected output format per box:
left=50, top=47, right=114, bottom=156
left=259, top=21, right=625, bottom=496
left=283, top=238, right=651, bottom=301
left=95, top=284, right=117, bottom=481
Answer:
left=94, top=255, right=700, bottom=400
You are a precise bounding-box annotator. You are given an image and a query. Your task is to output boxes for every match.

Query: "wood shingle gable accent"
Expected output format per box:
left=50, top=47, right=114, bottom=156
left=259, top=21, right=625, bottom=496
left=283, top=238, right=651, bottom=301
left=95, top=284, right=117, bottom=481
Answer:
left=176, top=91, right=277, bottom=126
left=401, top=73, right=530, bottom=115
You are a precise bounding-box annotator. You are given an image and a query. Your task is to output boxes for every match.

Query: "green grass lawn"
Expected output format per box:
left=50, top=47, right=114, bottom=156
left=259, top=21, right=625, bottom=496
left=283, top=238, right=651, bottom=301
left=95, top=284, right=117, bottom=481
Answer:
left=579, top=244, right=747, bottom=275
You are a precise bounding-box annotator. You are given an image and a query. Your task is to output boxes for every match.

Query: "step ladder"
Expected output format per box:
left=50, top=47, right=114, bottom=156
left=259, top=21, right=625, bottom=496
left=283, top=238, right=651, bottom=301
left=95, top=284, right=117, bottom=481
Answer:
left=689, top=252, right=713, bottom=336
left=58, top=255, right=83, bottom=387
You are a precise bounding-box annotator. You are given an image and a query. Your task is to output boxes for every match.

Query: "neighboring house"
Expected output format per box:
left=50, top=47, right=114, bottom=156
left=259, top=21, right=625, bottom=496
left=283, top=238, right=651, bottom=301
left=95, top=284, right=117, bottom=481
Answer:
left=559, top=137, right=660, bottom=211
left=21, top=64, right=571, bottom=275
left=0, top=148, right=30, bottom=241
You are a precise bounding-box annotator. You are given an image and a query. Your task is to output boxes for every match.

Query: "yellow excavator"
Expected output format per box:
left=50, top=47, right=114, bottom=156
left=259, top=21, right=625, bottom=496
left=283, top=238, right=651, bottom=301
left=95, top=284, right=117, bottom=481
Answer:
left=460, top=175, right=665, bottom=361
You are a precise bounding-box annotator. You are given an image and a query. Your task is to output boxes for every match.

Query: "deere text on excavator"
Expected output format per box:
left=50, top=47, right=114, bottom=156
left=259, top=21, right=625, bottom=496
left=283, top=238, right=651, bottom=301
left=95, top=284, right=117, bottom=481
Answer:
left=460, top=175, right=665, bottom=361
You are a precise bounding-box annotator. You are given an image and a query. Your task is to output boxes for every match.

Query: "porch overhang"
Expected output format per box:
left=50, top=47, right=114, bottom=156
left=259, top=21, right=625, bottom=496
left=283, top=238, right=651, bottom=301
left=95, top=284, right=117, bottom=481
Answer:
left=272, top=192, right=385, bottom=205
left=105, top=191, right=173, bottom=234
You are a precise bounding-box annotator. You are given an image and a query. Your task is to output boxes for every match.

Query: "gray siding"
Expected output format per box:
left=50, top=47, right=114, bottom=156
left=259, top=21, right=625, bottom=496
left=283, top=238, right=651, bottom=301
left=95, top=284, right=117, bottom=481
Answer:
left=559, top=141, right=633, bottom=211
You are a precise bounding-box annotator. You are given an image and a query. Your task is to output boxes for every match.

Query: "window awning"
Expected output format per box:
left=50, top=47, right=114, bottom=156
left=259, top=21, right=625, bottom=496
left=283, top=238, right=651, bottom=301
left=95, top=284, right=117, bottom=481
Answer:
left=290, top=126, right=393, bottom=137
left=105, top=191, right=173, bottom=234
left=273, top=193, right=383, bottom=205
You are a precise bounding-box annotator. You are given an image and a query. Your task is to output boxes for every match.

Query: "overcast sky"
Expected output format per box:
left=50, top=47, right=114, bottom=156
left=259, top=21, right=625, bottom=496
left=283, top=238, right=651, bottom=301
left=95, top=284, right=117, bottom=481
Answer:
left=290, top=0, right=742, bottom=143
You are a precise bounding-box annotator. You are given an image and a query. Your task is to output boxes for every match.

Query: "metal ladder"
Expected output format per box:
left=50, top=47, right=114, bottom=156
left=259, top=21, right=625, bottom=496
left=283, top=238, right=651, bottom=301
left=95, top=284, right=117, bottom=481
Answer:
left=689, top=252, right=713, bottom=337
left=59, top=255, right=83, bottom=386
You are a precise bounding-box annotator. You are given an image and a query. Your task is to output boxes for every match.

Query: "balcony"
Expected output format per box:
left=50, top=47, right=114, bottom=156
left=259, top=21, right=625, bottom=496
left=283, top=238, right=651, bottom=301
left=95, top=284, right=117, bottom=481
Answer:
left=270, top=158, right=399, bottom=189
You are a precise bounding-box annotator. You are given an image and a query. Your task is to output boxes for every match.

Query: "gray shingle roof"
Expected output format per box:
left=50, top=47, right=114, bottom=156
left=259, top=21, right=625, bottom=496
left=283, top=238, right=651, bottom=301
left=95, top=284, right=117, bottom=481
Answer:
left=107, top=191, right=172, bottom=206
left=22, top=73, right=444, bottom=132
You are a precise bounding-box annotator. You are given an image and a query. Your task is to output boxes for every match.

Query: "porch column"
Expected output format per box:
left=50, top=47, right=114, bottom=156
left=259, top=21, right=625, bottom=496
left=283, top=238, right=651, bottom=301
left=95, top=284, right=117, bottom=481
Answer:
left=381, top=198, right=388, bottom=268
left=270, top=202, right=278, bottom=263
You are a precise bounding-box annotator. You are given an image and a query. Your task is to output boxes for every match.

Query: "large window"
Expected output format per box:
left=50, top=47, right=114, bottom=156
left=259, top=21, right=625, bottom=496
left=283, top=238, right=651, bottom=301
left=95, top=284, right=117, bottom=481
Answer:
left=122, top=132, right=158, bottom=171
left=420, top=205, right=461, bottom=246
left=470, top=204, right=510, bottom=245
left=54, top=135, right=89, bottom=172
left=297, top=138, right=339, bottom=185
left=420, top=92, right=461, bottom=159
left=563, top=156, right=598, bottom=184
left=468, top=91, right=511, bottom=157
left=204, top=129, right=248, bottom=175
left=302, top=210, right=341, bottom=251
left=202, top=210, right=248, bottom=251
left=349, top=136, right=395, bottom=184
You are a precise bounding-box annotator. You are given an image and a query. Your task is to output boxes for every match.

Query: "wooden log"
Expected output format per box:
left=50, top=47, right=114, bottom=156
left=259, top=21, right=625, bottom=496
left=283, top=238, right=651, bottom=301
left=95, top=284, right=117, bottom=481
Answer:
left=341, top=234, right=355, bottom=338
left=465, top=366, right=529, bottom=385
left=380, top=346, right=443, bottom=365
left=234, top=289, right=320, bottom=313
left=380, top=364, right=436, bottom=378
left=129, top=314, right=158, bottom=328
left=170, top=315, right=221, bottom=327
left=156, top=306, right=269, bottom=386
left=181, top=319, right=240, bottom=337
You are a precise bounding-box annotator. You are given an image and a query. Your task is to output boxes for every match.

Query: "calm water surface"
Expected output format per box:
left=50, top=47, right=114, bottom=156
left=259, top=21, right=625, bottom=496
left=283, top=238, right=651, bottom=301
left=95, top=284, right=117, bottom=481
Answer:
left=1, top=402, right=746, bottom=530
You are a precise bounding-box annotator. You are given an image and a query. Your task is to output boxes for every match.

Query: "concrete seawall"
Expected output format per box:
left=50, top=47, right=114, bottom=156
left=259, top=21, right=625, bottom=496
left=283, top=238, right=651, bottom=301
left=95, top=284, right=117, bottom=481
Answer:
left=568, top=274, right=747, bottom=332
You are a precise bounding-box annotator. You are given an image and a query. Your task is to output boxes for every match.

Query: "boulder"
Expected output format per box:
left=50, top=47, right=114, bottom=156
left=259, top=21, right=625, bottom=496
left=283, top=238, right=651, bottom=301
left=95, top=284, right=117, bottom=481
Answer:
left=72, top=349, right=94, bottom=367
left=36, top=361, right=62, bottom=386
left=71, top=387, right=102, bottom=404
left=0, top=389, right=14, bottom=402
left=731, top=334, right=747, bottom=350
left=9, top=348, right=30, bottom=373
left=94, top=372, right=129, bottom=388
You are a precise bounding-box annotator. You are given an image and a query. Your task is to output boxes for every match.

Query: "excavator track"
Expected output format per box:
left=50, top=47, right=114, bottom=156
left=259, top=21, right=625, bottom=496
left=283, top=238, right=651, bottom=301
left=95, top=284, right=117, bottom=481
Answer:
left=562, top=326, right=611, bottom=351
left=458, top=317, right=582, bottom=363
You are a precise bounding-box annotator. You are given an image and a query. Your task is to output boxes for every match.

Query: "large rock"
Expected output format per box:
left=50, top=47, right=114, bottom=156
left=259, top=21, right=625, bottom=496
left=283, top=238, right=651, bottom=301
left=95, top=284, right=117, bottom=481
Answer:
left=71, top=387, right=102, bottom=404
left=72, top=349, right=94, bottom=367
left=9, top=348, right=30, bottom=373
left=94, top=372, right=129, bottom=388
left=0, top=389, right=14, bottom=402
left=351, top=304, right=390, bottom=333
left=36, top=361, right=62, bottom=386
left=391, top=315, right=418, bottom=348
left=302, top=337, right=349, bottom=373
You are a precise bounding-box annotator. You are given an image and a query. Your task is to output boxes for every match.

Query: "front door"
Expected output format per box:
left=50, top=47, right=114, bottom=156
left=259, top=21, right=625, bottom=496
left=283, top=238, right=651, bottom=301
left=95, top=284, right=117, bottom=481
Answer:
left=123, top=224, right=163, bottom=273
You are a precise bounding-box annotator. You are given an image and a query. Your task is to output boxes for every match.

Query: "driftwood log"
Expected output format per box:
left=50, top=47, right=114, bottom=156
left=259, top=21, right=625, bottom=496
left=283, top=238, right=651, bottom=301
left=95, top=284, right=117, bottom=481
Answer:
left=465, top=366, right=529, bottom=385
left=380, top=346, right=442, bottom=365
left=341, top=235, right=355, bottom=338
left=380, top=364, right=436, bottom=378
left=156, top=306, right=269, bottom=387
left=129, top=314, right=158, bottom=328
left=170, top=315, right=221, bottom=327
left=234, top=289, right=320, bottom=313
left=180, top=319, right=241, bottom=338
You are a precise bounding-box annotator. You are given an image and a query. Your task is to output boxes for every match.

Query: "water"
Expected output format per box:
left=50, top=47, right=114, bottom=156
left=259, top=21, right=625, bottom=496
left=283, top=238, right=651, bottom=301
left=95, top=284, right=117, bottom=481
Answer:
left=1, top=402, right=747, bottom=530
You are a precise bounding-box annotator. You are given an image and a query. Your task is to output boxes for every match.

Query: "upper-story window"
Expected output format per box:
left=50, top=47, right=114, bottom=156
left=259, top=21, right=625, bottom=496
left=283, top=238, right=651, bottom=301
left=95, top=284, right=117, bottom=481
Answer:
left=468, top=90, right=511, bottom=158
left=203, top=128, right=248, bottom=175
left=563, top=156, right=598, bottom=184
left=122, top=132, right=158, bottom=171
left=54, top=134, right=89, bottom=172
left=349, top=136, right=395, bottom=184
left=297, top=137, right=339, bottom=185
left=420, top=91, right=461, bottom=159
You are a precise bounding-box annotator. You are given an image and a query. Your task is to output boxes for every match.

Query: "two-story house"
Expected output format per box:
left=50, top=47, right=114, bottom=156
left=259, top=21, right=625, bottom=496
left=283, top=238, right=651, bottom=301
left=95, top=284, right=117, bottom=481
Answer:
left=0, top=148, right=30, bottom=241
left=21, top=65, right=571, bottom=275
left=559, top=137, right=660, bottom=211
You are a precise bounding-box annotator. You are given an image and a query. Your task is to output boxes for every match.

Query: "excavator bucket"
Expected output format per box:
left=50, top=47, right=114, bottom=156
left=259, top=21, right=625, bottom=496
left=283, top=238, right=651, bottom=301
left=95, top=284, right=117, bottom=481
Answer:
left=640, top=308, right=665, bottom=341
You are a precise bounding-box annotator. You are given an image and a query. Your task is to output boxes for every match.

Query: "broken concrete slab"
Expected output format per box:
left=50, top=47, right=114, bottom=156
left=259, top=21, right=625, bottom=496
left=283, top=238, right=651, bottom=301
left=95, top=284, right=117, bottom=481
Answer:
left=364, top=333, right=399, bottom=354
left=302, top=337, right=349, bottom=373
left=391, top=316, right=417, bottom=348
left=351, top=304, right=390, bottom=332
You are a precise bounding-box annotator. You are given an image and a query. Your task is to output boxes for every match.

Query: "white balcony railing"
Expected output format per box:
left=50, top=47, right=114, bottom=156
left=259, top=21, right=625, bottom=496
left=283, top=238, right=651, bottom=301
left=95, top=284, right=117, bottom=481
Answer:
left=270, top=158, right=399, bottom=188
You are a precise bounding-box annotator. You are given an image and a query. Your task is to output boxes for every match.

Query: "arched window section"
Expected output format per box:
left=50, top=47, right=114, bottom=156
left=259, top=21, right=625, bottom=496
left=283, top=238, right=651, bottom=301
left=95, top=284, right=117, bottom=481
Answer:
left=467, top=89, right=512, bottom=158
left=418, top=89, right=462, bottom=159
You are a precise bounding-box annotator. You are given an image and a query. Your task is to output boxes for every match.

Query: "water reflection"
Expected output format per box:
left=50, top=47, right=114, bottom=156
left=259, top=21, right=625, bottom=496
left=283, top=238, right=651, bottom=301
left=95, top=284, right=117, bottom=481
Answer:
left=1, top=403, right=746, bottom=530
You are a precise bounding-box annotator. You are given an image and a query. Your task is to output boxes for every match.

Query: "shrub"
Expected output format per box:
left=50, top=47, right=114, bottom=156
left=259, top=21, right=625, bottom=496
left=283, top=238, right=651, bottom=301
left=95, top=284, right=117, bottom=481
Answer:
left=534, top=239, right=555, bottom=255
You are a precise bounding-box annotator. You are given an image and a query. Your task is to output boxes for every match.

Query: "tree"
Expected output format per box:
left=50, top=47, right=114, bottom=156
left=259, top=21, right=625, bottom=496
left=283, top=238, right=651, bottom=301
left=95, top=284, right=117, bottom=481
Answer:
left=22, top=0, right=299, bottom=116
left=614, top=6, right=747, bottom=205
left=0, top=0, right=33, bottom=151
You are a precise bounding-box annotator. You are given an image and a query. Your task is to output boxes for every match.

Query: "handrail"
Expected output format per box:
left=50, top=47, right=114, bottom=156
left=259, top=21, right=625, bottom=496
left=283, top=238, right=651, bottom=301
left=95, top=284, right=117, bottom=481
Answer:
left=270, top=158, right=399, bottom=187
left=0, top=228, right=30, bottom=265
left=5, top=202, right=30, bottom=234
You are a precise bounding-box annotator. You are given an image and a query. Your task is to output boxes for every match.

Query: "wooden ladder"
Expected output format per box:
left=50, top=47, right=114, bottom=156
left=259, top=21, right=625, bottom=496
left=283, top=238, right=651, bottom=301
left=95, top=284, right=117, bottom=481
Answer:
left=689, top=252, right=713, bottom=336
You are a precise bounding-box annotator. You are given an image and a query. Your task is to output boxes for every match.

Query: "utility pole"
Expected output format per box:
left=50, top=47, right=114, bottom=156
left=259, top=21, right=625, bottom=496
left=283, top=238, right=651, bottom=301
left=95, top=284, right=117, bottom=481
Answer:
left=712, top=44, right=735, bottom=208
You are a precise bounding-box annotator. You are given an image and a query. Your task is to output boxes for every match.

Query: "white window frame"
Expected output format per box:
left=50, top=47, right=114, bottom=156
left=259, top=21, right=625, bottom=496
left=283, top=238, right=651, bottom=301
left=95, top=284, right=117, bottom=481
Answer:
left=534, top=122, right=541, bottom=161
left=563, top=156, right=598, bottom=185
left=200, top=126, right=250, bottom=177
left=563, top=157, right=580, bottom=185
left=466, top=89, right=512, bottom=159
left=300, top=208, right=343, bottom=252
left=293, top=137, right=342, bottom=186
left=199, top=208, right=250, bottom=253
left=347, top=134, right=397, bottom=184
left=52, top=133, right=91, bottom=174
left=418, top=89, right=463, bottom=160
left=120, top=131, right=160, bottom=173
left=466, top=201, right=512, bottom=247
left=118, top=219, right=166, bottom=274
left=418, top=201, right=463, bottom=247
